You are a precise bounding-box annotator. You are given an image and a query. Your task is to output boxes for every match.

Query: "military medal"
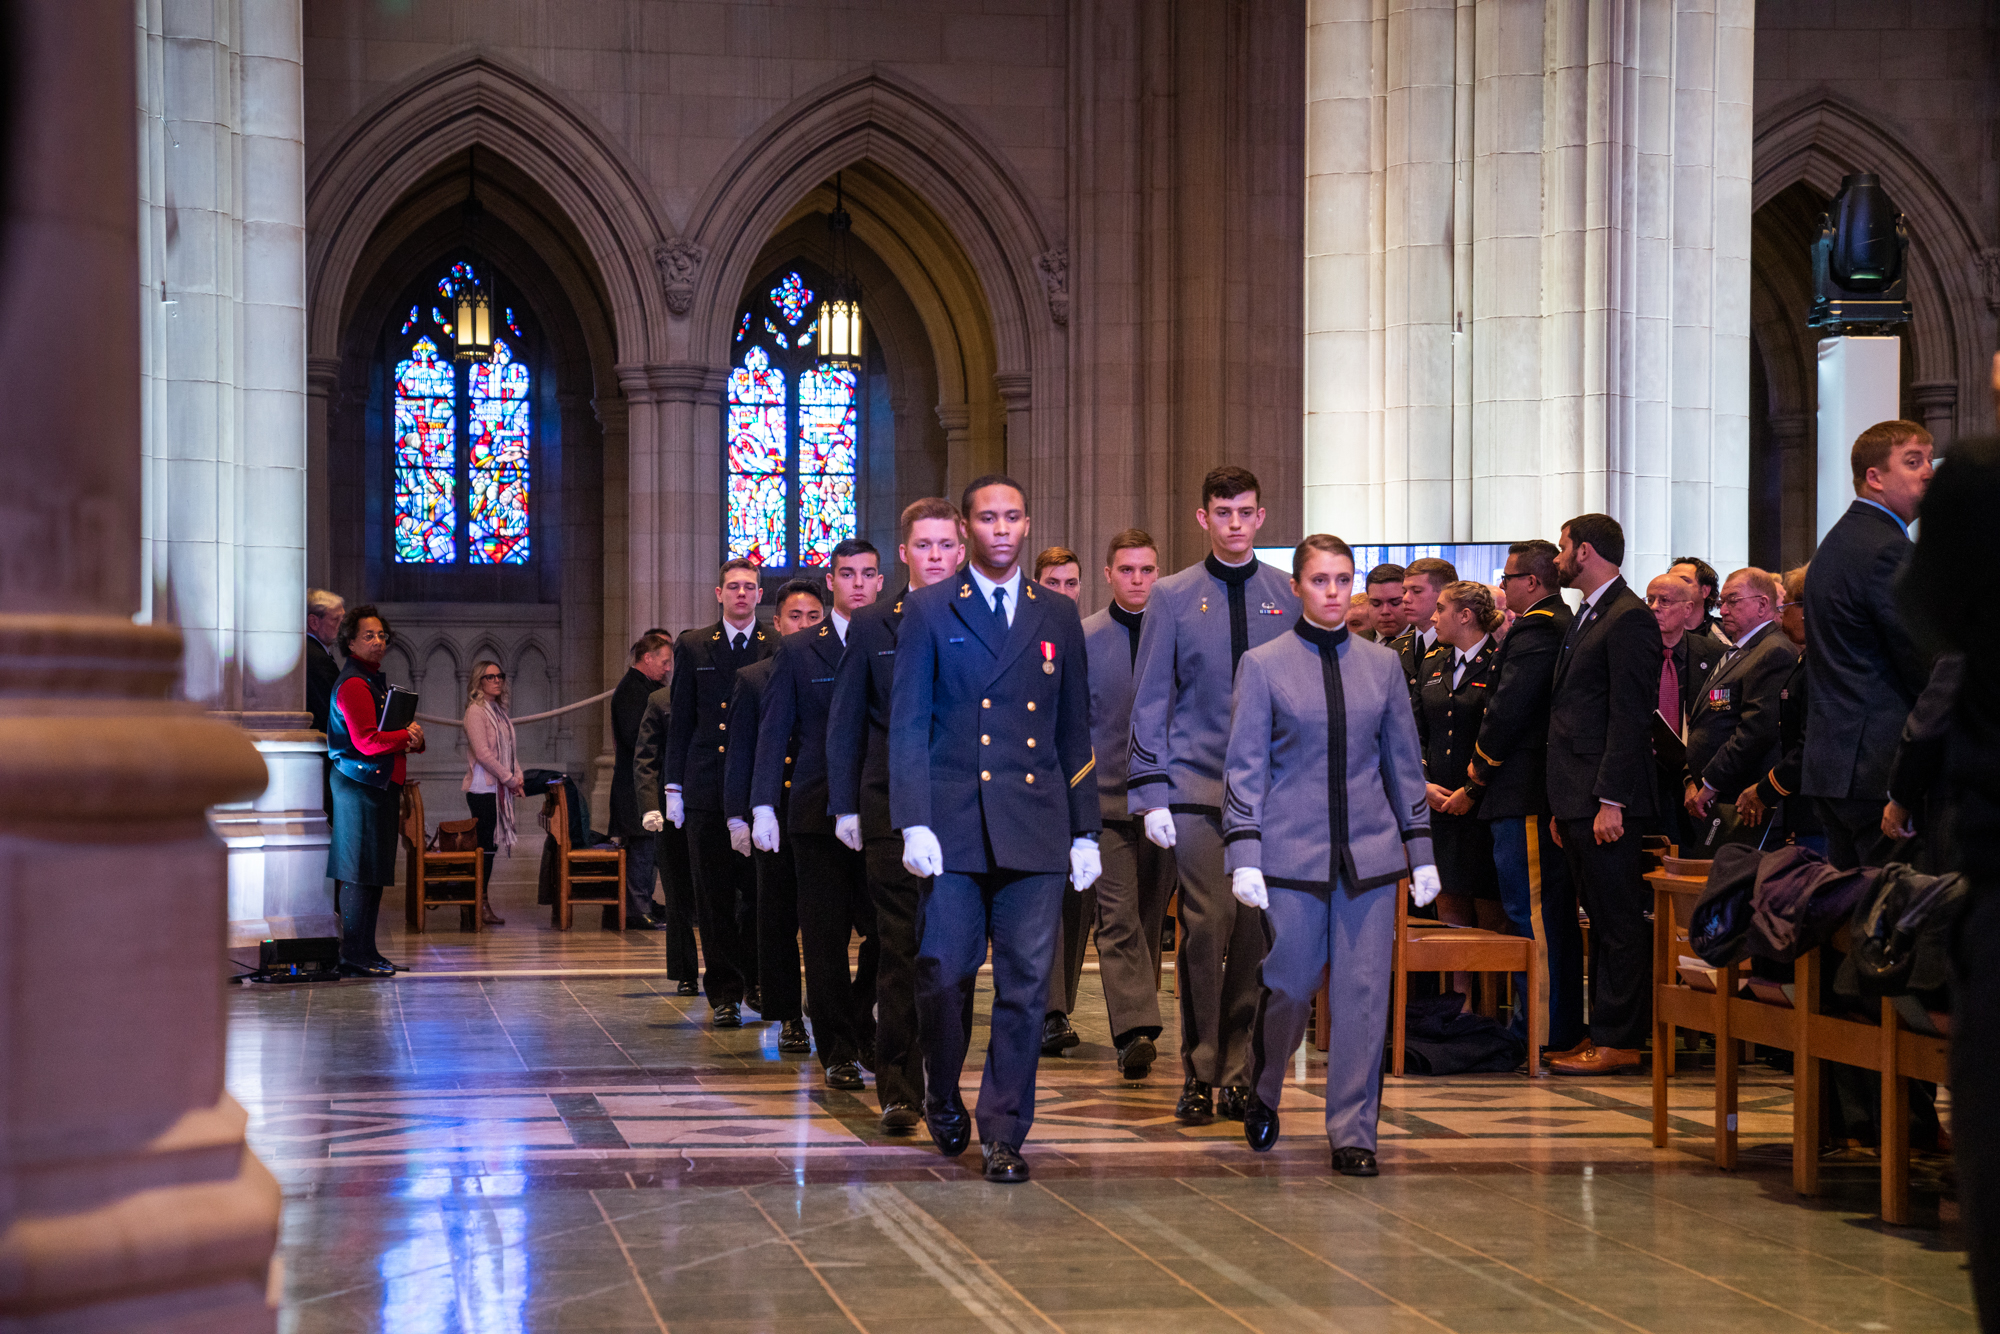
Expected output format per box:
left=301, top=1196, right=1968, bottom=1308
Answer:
left=1041, top=640, right=1056, bottom=674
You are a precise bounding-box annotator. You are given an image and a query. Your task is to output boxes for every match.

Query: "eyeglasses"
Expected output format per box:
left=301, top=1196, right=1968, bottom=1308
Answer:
left=1498, top=571, right=1535, bottom=584
left=1718, top=594, right=1767, bottom=609
left=1644, top=595, right=1694, bottom=609
left=480, top=672, right=506, bottom=682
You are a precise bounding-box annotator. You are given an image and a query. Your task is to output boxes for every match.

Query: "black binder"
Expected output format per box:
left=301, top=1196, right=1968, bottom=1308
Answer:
left=1649, top=709, right=1687, bottom=771
left=379, top=685, right=419, bottom=732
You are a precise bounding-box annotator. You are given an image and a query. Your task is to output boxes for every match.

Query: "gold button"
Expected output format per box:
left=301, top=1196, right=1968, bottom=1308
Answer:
left=721, top=702, right=728, bottom=709
left=784, top=780, right=791, bottom=788
left=981, top=770, right=991, bottom=781
left=717, top=745, right=726, bottom=752
left=1026, top=702, right=1036, bottom=712
left=785, top=756, right=793, bottom=764
left=1025, top=774, right=1035, bottom=784
left=1026, top=738, right=1036, bottom=748
left=719, top=723, right=727, bottom=731
left=981, top=734, right=990, bottom=745
left=982, top=698, right=991, bottom=708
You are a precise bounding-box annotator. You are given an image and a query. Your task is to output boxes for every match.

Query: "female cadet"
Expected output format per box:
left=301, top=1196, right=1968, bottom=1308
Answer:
left=1222, top=534, right=1439, bottom=1176
left=1417, top=581, right=1508, bottom=999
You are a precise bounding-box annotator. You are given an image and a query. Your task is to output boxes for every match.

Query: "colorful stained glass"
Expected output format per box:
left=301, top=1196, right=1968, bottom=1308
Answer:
left=467, top=338, right=531, bottom=564
left=505, top=307, right=523, bottom=338
left=727, top=474, right=786, bottom=565
left=798, top=476, right=856, bottom=566
left=438, top=261, right=478, bottom=299
left=736, top=312, right=751, bottom=342
left=795, top=319, right=818, bottom=349
left=401, top=305, right=419, bottom=335
left=764, top=317, right=782, bottom=339
left=433, top=305, right=450, bottom=331
left=799, top=363, right=858, bottom=475
left=769, top=271, right=813, bottom=325
left=392, top=337, right=457, bottom=563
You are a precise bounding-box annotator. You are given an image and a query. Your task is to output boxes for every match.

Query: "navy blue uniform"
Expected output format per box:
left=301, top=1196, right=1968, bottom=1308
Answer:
left=724, top=658, right=802, bottom=1024
left=888, top=571, right=1099, bottom=1149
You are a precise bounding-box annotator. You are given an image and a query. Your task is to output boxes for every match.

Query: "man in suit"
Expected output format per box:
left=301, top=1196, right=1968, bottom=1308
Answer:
left=827, top=498, right=966, bottom=1134
left=726, top=582, right=828, bottom=1059
left=753, top=543, right=887, bottom=1090
left=1682, top=568, right=1794, bottom=852
left=1737, top=565, right=1813, bottom=850
left=306, top=589, right=345, bottom=821
left=636, top=680, right=701, bottom=992
left=610, top=631, right=675, bottom=930
left=1128, top=466, right=1302, bottom=1125
left=1644, top=571, right=1719, bottom=851
left=1466, top=540, right=1581, bottom=1055
left=1803, top=419, right=1935, bottom=869
left=662, top=559, right=773, bottom=1027
left=1544, top=513, right=1663, bottom=1076
left=1387, top=557, right=1458, bottom=704
left=890, top=475, right=1101, bottom=1183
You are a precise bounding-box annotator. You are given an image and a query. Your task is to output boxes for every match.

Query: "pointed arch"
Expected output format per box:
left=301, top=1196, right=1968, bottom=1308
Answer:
left=306, top=51, right=674, bottom=365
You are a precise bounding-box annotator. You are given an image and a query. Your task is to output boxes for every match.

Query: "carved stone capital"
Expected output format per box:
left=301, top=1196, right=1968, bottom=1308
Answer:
left=1979, top=248, right=2000, bottom=313
left=993, top=372, right=1033, bottom=413
left=1036, top=245, right=1069, bottom=326
left=654, top=237, right=707, bottom=316
left=617, top=362, right=727, bottom=405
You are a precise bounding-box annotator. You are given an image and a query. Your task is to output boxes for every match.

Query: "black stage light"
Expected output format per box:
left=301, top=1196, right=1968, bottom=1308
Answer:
left=1809, top=172, right=1912, bottom=334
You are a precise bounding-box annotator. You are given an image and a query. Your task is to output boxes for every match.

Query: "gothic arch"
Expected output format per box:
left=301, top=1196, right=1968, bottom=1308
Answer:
left=1753, top=93, right=1990, bottom=441
left=305, top=51, right=674, bottom=366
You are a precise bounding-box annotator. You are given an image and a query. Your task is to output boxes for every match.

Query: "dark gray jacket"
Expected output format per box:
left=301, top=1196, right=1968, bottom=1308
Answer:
left=1222, top=624, right=1433, bottom=890
left=1685, top=620, right=1794, bottom=799
left=1127, top=556, right=1301, bottom=815
left=1082, top=604, right=1144, bottom=822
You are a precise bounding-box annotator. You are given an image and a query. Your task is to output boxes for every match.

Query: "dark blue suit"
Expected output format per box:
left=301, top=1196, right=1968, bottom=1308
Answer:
left=888, top=571, right=1100, bottom=1147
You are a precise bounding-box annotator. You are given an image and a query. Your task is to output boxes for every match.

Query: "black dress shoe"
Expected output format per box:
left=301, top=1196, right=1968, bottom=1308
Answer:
left=367, top=953, right=403, bottom=973
left=712, top=1003, right=742, bottom=1029
left=1216, top=1085, right=1250, bottom=1121
left=339, top=957, right=395, bottom=979
left=981, top=1141, right=1030, bottom=1183
left=778, top=1019, right=812, bottom=1052
left=1333, top=1146, right=1379, bottom=1177
left=825, top=1061, right=865, bottom=1090
left=1116, top=1035, right=1157, bottom=1080
left=625, top=917, right=666, bottom=931
left=1040, top=1012, right=1080, bottom=1056
left=1243, top=1091, right=1280, bottom=1152
left=1175, top=1078, right=1214, bottom=1125
left=926, top=1103, right=971, bottom=1157
left=879, top=1103, right=921, bottom=1134
left=675, top=980, right=700, bottom=996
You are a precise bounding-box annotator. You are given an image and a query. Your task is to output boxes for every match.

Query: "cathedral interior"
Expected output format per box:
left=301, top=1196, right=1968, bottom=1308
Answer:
left=0, top=0, right=1993, bottom=1329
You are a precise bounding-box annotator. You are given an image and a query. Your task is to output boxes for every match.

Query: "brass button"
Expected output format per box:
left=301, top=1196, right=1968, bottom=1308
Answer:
left=981, top=770, right=991, bottom=781
left=1026, top=738, right=1036, bottom=748
left=784, top=780, right=791, bottom=788
left=1026, top=702, right=1036, bottom=712
left=1025, top=773, right=1035, bottom=784
left=785, top=756, right=793, bottom=764
left=982, top=698, right=991, bottom=709
left=981, top=734, right=990, bottom=745
left=719, top=722, right=727, bottom=731
left=717, top=745, right=726, bottom=752
left=721, top=702, right=728, bottom=709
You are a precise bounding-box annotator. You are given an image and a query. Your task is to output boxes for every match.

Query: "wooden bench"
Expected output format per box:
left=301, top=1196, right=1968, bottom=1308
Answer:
left=1649, top=861, right=1949, bottom=1223
left=398, top=781, right=485, bottom=933
left=543, top=781, right=626, bottom=931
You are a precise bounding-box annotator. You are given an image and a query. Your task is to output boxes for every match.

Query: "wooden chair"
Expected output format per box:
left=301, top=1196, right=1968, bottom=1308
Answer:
left=543, top=781, right=625, bottom=931
left=1389, top=877, right=1541, bottom=1076
left=399, top=781, right=485, bottom=933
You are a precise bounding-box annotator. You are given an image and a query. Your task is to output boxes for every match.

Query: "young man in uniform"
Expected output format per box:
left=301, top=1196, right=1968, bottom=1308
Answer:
left=753, top=540, right=887, bottom=1090
left=890, top=476, right=1101, bottom=1182
left=1388, top=556, right=1458, bottom=703
left=1362, top=564, right=1408, bottom=641
left=826, top=499, right=966, bottom=1134
left=1127, top=465, right=1301, bottom=1124
left=662, top=558, right=772, bottom=1028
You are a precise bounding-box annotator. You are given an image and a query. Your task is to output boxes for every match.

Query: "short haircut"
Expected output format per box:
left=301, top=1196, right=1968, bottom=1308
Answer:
left=1104, top=528, right=1158, bottom=567
left=630, top=631, right=672, bottom=662
left=1562, top=513, right=1626, bottom=568
left=307, top=587, right=343, bottom=616
left=1364, top=562, right=1406, bottom=590
left=719, top=556, right=760, bottom=581
left=1201, top=465, right=1263, bottom=508
left=336, top=604, right=391, bottom=657
left=961, top=474, right=1027, bottom=516
left=1034, top=546, right=1081, bottom=579
left=1508, top=539, right=1560, bottom=591
left=1440, top=580, right=1503, bottom=634
left=1292, top=533, right=1356, bottom=580
left=1671, top=556, right=1721, bottom=612
left=1852, top=419, right=1933, bottom=491
left=1726, top=567, right=1780, bottom=605
left=643, top=627, right=670, bottom=638
left=899, top=497, right=963, bottom=543
left=774, top=578, right=826, bottom=611
left=1780, top=564, right=1808, bottom=605
left=1404, top=556, right=1458, bottom=591
left=829, top=538, right=879, bottom=568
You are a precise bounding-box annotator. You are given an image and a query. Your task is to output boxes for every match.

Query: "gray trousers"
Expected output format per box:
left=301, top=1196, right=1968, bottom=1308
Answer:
left=1174, top=811, right=1266, bottom=1087
left=1048, top=819, right=1174, bottom=1038
left=1251, top=879, right=1394, bottom=1153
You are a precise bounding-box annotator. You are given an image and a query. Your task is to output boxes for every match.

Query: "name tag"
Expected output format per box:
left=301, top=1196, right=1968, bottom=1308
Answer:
left=948, top=637, right=965, bottom=644
left=877, top=649, right=896, bottom=656
left=811, top=677, right=835, bottom=684
left=695, top=666, right=715, bottom=672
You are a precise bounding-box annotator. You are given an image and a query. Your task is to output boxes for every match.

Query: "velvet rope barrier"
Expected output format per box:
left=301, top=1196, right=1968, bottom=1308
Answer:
left=414, top=686, right=619, bottom=728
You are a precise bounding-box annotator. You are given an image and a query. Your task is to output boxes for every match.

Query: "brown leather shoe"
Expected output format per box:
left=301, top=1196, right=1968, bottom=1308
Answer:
left=1543, top=1037, right=1594, bottom=1064
left=1550, top=1045, right=1642, bottom=1076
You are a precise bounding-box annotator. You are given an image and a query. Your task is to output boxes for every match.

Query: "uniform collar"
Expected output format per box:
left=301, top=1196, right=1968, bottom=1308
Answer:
left=1109, top=601, right=1144, bottom=630
left=968, top=564, right=1022, bottom=609
left=1292, top=617, right=1349, bottom=651
left=1205, top=552, right=1258, bottom=586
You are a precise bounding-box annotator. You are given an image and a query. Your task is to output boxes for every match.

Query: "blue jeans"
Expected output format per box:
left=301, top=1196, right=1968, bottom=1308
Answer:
left=1490, top=814, right=1585, bottom=1052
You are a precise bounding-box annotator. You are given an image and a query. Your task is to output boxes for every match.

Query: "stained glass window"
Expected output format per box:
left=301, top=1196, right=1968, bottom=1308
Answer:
left=389, top=264, right=534, bottom=567
left=722, top=267, right=864, bottom=570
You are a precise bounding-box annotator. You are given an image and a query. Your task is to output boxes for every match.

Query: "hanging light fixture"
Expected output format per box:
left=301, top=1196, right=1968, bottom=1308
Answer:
left=816, top=173, right=864, bottom=369
left=452, top=148, right=494, bottom=364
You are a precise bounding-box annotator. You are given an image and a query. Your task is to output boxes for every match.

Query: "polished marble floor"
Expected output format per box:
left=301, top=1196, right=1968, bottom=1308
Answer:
left=229, top=862, right=1976, bottom=1332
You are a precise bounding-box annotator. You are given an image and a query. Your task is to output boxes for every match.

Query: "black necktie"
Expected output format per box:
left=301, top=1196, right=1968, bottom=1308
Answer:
left=732, top=632, right=746, bottom=653
left=991, top=586, right=1008, bottom=633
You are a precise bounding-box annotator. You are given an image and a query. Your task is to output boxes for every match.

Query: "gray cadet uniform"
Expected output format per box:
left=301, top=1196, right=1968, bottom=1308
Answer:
left=1051, top=602, right=1176, bottom=1040
left=1223, top=619, right=1432, bottom=1152
left=1127, top=554, right=1301, bottom=1088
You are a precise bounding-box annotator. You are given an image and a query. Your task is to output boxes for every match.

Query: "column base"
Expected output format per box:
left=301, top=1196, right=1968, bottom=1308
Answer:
left=213, top=721, right=335, bottom=961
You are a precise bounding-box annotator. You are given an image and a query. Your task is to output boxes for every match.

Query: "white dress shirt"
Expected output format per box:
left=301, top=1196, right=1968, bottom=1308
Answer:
left=968, top=565, right=1024, bottom=627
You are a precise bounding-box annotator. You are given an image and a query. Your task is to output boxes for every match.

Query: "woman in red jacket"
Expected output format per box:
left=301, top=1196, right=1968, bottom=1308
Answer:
left=326, top=606, right=424, bottom=976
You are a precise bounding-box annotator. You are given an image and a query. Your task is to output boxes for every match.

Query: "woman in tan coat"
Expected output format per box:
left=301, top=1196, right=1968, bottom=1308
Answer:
left=463, top=660, right=524, bottom=925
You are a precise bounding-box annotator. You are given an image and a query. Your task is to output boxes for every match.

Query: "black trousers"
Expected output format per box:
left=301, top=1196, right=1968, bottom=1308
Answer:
left=754, top=846, right=803, bottom=1022
left=865, top=836, right=926, bottom=1109
left=621, top=826, right=663, bottom=924
left=1954, top=885, right=2000, bottom=1328
left=685, top=809, right=756, bottom=1007
left=656, top=825, right=701, bottom=981
left=794, top=833, right=879, bottom=1069
left=467, top=791, right=499, bottom=894
left=1817, top=796, right=1892, bottom=871
left=1555, top=816, right=1650, bottom=1050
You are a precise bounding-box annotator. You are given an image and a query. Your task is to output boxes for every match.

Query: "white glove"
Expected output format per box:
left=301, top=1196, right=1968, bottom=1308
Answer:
left=727, top=818, right=752, bottom=858
left=835, top=814, right=863, bottom=852
left=664, top=788, right=686, bottom=829
left=641, top=810, right=664, bottom=833
left=1410, top=863, right=1442, bottom=908
left=1069, top=838, right=1102, bottom=893
left=902, top=825, right=944, bottom=879
left=1143, top=808, right=1178, bottom=849
left=1231, top=866, right=1268, bottom=910
left=751, top=805, right=781, bottom=853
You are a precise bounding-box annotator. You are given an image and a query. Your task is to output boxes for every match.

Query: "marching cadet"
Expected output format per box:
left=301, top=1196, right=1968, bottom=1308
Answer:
left=1416, top=582, right=1507, bottom=1001
left=889, top=475, right=1101, bottom=1183
left=723, top=581, right=828, bottom=1057
left=662, top=558, right=773, bottom=1028
left=1224, top=535, right=1437, bottom=1177
left=752, top=541, right=887, bottom=1091
left=826, top=499, right=967, bottom=1134
left=1127, top=465, right=1301, bottom=1125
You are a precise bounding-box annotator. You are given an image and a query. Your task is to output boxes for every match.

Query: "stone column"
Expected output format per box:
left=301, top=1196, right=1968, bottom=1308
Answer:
left=1911, top=380, right=1958, bottom=453
left=1767, top=412, right=1814, bottom=570
left=936, top=402, right=976, bottom=504
left=994, top=371, right=1035, bottom=505
left=0, top=0, right=278, bottom=1327
left=305, top=355, right=341, bottom=591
